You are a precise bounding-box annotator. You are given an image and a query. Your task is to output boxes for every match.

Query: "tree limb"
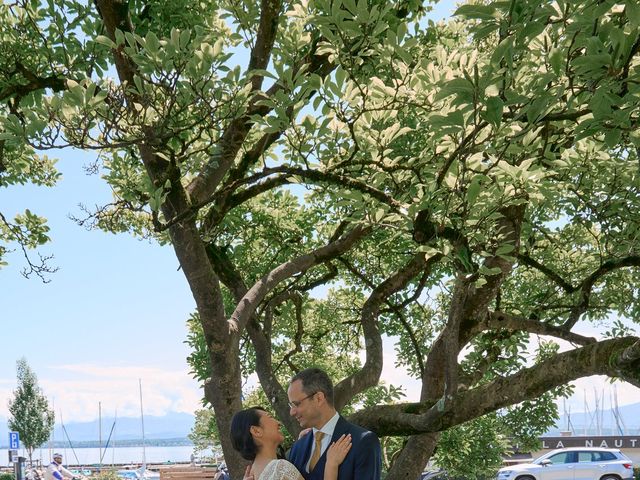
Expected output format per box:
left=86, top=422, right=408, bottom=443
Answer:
left=0, top=63, right=66, bottom=103
left=564, top=255, right=640, bottom=329
left=349, top=336, right=640, bottom=436
left=186, top=34, right=334, bottom=206
left=335, top=253, right=433, bottom=409
left=517, top=253, right=575, bottom=293
left=483, top=310, right=596, bottom=345
left=228, top=224, right=371, bottom=332
left=205, top=244, right=299, bottom=435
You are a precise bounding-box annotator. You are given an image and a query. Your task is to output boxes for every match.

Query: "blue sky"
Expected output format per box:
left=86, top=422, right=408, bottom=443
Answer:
left=1, top=0, right=638, bottom=428
left=0, top=148, right=201, bottom=421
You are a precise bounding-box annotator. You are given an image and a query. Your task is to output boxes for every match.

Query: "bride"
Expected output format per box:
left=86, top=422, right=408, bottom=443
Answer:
left=230, top=407, right=351, bottom=480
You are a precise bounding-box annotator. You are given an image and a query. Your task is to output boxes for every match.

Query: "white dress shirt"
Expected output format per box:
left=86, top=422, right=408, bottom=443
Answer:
left=305, top=411, right=340, bottom=472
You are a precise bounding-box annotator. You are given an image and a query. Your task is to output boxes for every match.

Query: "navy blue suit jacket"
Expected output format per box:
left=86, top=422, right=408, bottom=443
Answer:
left=288, top=416, right=381, bottom=480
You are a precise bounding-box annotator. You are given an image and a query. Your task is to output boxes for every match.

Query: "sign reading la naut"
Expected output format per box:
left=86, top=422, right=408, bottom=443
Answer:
left=541, top=436, right=640, bottom=449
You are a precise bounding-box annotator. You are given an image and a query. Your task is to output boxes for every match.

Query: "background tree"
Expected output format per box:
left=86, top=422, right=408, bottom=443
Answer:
left=7, top=358, right=55, bottom=466
left=2, top=0, right=640, bottom=478
left=189, top=409, right=220, bottom=457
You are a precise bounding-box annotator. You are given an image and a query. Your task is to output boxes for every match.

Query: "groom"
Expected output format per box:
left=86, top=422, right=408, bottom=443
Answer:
left=287, top=368, right=381, bottom=480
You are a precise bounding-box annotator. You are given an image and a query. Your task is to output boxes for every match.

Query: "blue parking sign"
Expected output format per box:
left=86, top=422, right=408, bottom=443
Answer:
left=9, top=432, right=19, bottom=449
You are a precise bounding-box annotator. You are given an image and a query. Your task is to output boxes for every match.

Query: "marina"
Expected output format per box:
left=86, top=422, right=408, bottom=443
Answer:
left=0, top=445, right=212, bottom=467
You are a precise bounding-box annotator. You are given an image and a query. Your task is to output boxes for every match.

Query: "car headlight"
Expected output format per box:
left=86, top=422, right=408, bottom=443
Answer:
left=497, top=471, right=513, bottom=478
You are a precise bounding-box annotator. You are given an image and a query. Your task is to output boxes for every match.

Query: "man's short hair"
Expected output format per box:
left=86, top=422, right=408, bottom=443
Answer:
left=53, top=453, right=62, bottom=459
left=291, top=367, right=334, bottom=406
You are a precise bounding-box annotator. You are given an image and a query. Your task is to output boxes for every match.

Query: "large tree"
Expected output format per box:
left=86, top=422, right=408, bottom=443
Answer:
left=2, top=0, right=640, bottom=478
left=7, top=358, right=55, bottom=466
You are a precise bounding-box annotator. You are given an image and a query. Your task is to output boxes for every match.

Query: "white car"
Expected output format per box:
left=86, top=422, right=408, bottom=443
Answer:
left=496, top=447, right=635, bottom=480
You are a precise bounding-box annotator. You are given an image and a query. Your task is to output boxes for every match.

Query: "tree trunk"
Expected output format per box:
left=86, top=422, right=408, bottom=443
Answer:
left=386, top=433, right=439, bottom=480
left=167, top=221, right=246, bottom=479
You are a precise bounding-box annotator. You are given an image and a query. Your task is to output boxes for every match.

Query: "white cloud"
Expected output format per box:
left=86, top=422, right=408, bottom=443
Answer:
left=0, top=363, right=203, bottom=423
left=0, top=384, right=12, bottom=417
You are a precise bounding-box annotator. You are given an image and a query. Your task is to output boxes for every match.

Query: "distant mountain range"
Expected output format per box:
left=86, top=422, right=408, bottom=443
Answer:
left=2, top=401, right=638, bottom=447
left=547, top=401, right=640, bottom=436
left=0, top=412, right=195, bottom=447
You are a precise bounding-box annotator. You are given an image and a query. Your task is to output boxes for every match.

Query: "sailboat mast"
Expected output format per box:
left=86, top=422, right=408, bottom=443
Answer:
left=614, top=385, right=628, bottom=435
left=49, top=397, right=55, bottom=464
left=113, top=408, right=118, bottom=466
left=99, top=401, right=102, bottom=468
left=139, top=379, right=147, bottom=467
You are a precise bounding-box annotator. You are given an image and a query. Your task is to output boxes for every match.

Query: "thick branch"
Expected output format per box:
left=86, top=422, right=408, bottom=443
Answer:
left=483, top=311, right=596, bottom=345
left=205, top=244, right=299, bottom=435
left=204, top=165, right=405, bottom=232
left=228, top=224, right=371, bottom=332
left=186, top=37, right=334, bottom=206
left=334, top=253, right=432, bottom=409
left=250, top=166, right=404, bottom=210
left=421, top=204, right=525, bottom=402
left=350, top=336, right=640, bottom=436
left=94, top=1, right=138, bottom=85
left=247, top=0, right=282, bottom=91
left=0, top=63, right=66, bottom=103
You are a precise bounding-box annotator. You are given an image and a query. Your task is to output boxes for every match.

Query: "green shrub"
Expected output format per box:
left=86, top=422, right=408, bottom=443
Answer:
left=93, top=471, right=120, bottom=480
left=633, top=466, right=639, bottom=480
left=0, top=473, right=15, bottom=480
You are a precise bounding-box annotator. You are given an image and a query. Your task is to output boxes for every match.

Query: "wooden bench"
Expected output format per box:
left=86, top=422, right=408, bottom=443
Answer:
left=159, top=466, right=219, bottom=480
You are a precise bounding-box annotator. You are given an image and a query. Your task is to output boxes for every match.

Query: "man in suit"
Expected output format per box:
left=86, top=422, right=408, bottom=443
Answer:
left=287, top=368, right=381, bottom=480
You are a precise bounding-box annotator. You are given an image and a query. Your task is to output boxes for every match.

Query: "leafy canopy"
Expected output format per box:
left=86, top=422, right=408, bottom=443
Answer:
left=2, top=0, right=640, bottom=478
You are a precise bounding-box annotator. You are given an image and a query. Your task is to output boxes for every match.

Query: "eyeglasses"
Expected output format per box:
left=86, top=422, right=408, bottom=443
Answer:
left=288, top=392, right=317, bottom=409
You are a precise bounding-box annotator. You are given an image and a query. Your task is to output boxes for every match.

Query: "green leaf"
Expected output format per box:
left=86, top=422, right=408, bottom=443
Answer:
left=626, top=0, right=640, bottom=26
left=571, top=54, right=611, bottom=76
left=495, top=244, right=515, bottom=255
left=549, top=48, right=564, bottom=76
left=490, top=37, right=514, bottom=67
left=589, top=90, right=612, bottom=119
left=479, top=265, right=502, bottom=276
left=604, top=129, right=622, bottom=148
left=428, top=111, right=465, bottom=133
left=471, top=21, right=500, bottom=41
left=454, top=4, right=497, bottom=20
left=517, top=21, right=546, bottom=42
left=435, top=78, right=475, bottom=101
left=484, top=96, right=504, bottom=128
left=467, top=177, right=482, bottom=204
left=145, top=31, right=160, bottom=54
left=474, top=277, right=487, bottom=288
left=94, top=35, right=115, bottom=48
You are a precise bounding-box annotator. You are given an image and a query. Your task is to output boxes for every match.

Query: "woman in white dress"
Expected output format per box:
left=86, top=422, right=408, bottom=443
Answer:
left=230, top=407, right=351, bottom=480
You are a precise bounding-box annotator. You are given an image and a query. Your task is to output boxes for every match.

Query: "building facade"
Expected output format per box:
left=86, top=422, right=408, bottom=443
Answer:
left=534, top=435, right=640, bottom=465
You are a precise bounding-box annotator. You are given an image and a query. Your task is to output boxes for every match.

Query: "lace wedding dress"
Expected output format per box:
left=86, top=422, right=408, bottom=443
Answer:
left=258, top=459, right=304, bottom=480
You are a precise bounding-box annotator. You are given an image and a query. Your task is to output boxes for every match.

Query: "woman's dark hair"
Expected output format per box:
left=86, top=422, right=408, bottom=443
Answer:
left=230, top=407, right=266, bottom=461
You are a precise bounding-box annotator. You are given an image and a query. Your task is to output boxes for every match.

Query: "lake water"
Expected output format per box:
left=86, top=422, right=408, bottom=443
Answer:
left=0, top=445, right=214, bottom=467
